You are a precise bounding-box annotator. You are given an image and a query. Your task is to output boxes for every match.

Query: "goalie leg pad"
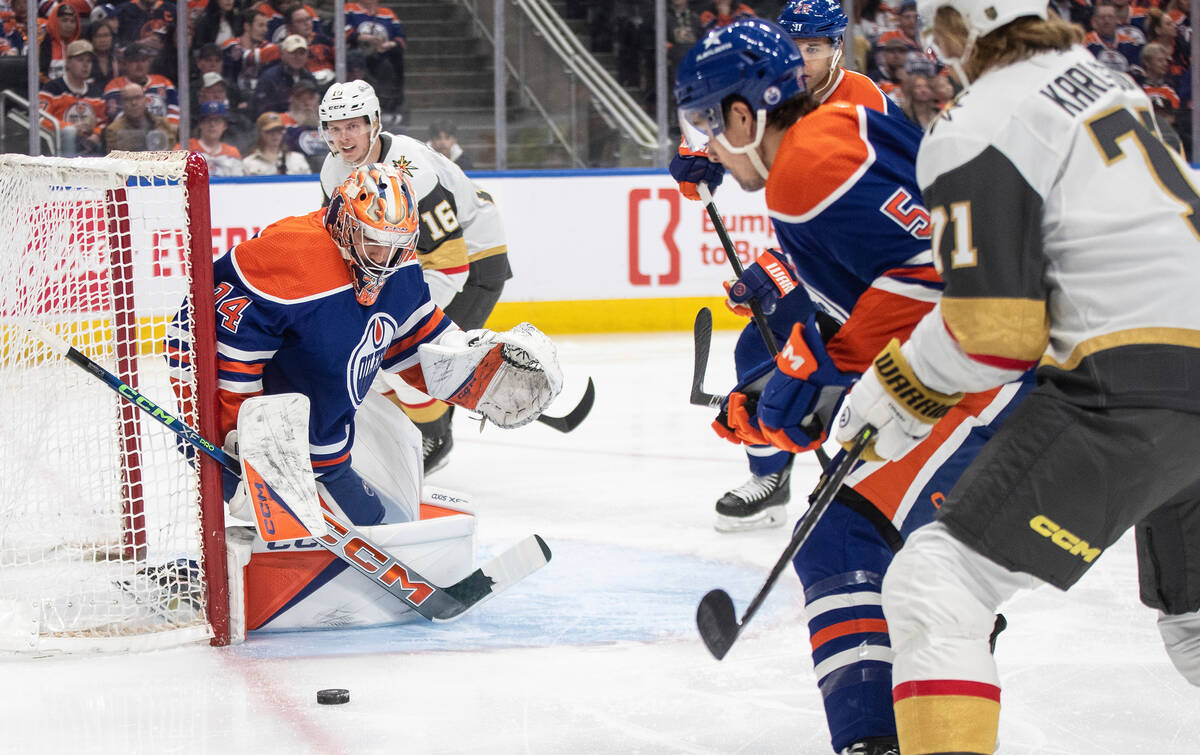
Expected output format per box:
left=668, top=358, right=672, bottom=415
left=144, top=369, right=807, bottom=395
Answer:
left=418, top=323, right=563, bottom=428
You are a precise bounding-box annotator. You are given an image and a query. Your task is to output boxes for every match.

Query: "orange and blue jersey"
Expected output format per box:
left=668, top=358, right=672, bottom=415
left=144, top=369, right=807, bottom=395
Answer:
left=103, top=74, right=179, bottom=126
left=766, top=102, right=937, bottom=370
left=344, top=2, right=405, bottom=46
left=167, top=209, right=451, bottom=476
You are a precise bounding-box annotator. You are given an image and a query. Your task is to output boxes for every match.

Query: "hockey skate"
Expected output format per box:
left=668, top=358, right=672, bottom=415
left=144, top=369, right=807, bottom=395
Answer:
left=419, top=408, right=454, bottom=475
left=713, top=459, right=791, bottom=532
left=841, top=736, right=900, bottom=755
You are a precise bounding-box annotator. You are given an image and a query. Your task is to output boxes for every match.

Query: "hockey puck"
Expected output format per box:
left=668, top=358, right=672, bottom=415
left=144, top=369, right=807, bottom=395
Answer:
left=317, top=688, right=350, bottom=705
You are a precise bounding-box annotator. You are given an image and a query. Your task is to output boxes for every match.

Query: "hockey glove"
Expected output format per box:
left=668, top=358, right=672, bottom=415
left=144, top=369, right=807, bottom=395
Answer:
left=835, top=338, right=963, bottom=462
left=712, top=357, right=775, bottom=446
left=669, top=144, right=725, bottom=202
left=419, top=323, right=563, bottom=428
left=724, top=249, right=799, bottom=317
left=758, top=316, right=857, bottom=453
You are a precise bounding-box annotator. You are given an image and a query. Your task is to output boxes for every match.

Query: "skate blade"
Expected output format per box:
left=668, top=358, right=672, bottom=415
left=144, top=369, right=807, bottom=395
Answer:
left=713, top=505, right=787, bottom=533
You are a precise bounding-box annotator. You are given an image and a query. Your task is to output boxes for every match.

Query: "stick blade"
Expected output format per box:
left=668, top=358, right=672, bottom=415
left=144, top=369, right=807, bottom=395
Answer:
left=536, top=378, right=595, bottom=433
left=696, top=588, right=740, bottom=660
left=433, top=535, right=553, bottom=622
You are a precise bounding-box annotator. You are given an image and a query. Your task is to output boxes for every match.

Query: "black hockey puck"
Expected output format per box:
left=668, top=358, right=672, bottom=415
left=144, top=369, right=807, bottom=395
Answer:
left=317, top=688, right=350, bottom=705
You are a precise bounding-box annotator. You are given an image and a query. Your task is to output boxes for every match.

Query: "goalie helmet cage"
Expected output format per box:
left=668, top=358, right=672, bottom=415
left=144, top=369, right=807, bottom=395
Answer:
left=0, top=151, right=228, bottom=653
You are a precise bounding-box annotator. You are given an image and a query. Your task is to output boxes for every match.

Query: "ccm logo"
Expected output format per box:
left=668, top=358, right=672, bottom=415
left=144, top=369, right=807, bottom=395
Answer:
left=1029, top=514, right=1102, bottom=563
left=319, top=515, right=435, bottom=605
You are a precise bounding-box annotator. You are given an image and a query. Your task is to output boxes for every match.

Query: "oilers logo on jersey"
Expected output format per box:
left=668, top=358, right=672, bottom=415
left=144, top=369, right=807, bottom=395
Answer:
left=348, top=314, right=400, bottom=405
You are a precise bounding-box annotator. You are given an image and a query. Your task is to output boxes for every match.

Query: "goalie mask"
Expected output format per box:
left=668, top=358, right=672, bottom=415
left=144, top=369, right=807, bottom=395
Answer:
left=325, top=164, right=420, bottom=306
left=674, top=19, right=806, bottom=181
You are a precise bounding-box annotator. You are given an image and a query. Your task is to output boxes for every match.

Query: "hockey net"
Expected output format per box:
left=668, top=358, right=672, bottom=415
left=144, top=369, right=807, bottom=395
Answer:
left=0, top=152, right=227, bottom=653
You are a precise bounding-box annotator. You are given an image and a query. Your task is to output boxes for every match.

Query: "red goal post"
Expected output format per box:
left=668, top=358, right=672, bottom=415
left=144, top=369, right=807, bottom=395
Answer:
left=0, top=151, right=228, bottom=652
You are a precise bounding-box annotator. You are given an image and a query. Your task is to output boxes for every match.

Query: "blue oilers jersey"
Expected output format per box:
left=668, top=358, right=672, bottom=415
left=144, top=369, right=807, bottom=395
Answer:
left=176, top=209, right=451, bottom=475
left=766, top=102, right=942, bottom=371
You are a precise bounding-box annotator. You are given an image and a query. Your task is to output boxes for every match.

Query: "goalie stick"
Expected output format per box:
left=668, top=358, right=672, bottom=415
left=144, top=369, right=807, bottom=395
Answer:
left=29, top=324, right=551, bottom=623
left=536, top=377, right=595, bottom=433
left=695, top=425, right=873, bottom=660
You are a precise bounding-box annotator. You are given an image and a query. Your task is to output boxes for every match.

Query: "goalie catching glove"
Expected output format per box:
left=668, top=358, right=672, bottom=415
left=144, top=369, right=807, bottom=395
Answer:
left=418, top=323, right=563, bottom=428
left=835, top=338, right=963, bottom=462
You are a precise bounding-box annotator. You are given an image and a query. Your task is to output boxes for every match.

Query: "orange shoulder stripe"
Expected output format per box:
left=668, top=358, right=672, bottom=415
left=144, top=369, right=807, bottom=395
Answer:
left=766, top=104, right=871, bottom=221
left=232, top=210, right=353, bottom=301
left=383, top=308, right=447, bottom=361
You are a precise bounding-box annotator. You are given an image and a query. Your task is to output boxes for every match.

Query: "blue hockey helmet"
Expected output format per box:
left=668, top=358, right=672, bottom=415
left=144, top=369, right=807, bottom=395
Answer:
left=674, top=18, right=806, bottom=164
left=776, top=0, right=849, bottom=41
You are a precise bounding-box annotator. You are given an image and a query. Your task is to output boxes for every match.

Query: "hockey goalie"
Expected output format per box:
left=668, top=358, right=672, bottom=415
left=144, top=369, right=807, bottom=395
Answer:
left=170, top=163, right=561, bottom=638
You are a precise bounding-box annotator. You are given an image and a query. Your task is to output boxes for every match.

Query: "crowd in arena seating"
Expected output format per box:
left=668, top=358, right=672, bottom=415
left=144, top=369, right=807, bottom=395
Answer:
left=3, top=0, right=1195, bottom=169
left=572, top=0, right=1194, bottom=158
left=2, top=0, right=409, bottom=173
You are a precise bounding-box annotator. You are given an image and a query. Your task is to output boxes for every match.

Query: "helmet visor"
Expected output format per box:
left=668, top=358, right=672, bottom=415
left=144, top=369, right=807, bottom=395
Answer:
left=678, top=103, right=725, bottom=152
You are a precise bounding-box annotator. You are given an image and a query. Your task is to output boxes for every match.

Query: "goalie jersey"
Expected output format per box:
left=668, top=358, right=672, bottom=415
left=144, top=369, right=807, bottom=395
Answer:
left=170, top=209, right=453, bottom=474
left=907, top=45, right=1200, bottom=411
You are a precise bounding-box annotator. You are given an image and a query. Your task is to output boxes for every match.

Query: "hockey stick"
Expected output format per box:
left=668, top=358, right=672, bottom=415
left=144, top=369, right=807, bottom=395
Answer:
left=698, top=182, right=778, bottom=355
left=536, top=377, right=595, bottom=433
left=29, top=325, right=551, bottom=623
left=690, top=307, right=723, bottom=408
left=696, top=425, right=873, bottom=659
left=697, top=184, right=831, bottom=470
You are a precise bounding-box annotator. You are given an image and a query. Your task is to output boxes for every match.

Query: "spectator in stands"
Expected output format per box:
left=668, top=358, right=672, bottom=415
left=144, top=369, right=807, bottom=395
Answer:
left=103, top=41, right=179, bottom=127
left=115, top=0, right=156, bottom=46
left=188, top=100, right=243, bottom=175
left=869, top=36, right=908, bottom=99
left=280, top=78, right=326, bottom=170
left=1149, top=90, right=1187, bottom=156
left=667, top=0, right=702, bottom=69
left=1047, top=0, right=1096, bottom=27
left=39, top=39, right=106, bottom=155
left=929, top=70, right=957, bottom=109
left=283, top=5, right=333, bottom=84
left=1113, top=0, right=1148, bottom=42
left=195, top=71, right=251, bottom=150
left=2, top=0, right=40, bottom=57
left=242, top=110, right=310, bottom=174
left=877, top=0, right=921, bottom=51
left=427, top=119, right=473, bottom=170
left=1146, top=7, right=1191, bottom=77
left=104, top=82, right=174, bottom=151
left=1135, top=40, right=1181, bottom=90
left=251, top=33, right=316, bottom=116
left=1087, top=1, right=1143, bottom=73
left=900, top=72, right=938, bottom=129
left=700, top=1, right=755, bottom=33
left=194, top=0, right=241, bottom=48
left=346, top=0, right=405, bottom=109
left=224, top=9, right=275, bottom=95
left=86, top=19, right=117, bottom=88
left=40, top=2, right=81, bottom=82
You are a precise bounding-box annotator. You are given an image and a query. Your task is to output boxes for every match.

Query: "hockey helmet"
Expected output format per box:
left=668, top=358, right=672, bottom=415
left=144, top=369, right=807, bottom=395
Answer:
left=325, top=163, right=420, bottom=306
left=318, top=79, right=382, bottom=164
left=916, top=0, right=1047, bottom=49
left=776, top=0, right=848, bottom=41
left=674, top=19, right=805, bottom=176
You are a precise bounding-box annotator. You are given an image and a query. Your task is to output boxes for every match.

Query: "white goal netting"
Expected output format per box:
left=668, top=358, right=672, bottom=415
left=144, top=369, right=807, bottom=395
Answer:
left=0, top=152, right=224, bottom=653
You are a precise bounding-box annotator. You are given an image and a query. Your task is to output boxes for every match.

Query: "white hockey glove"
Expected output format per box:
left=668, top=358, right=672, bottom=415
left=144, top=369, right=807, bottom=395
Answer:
left=835, top=339, right=963, bottom=462
left=418, top=323, right=563, bottom=428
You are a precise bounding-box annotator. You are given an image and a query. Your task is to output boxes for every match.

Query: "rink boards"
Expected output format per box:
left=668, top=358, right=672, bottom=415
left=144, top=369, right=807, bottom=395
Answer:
left=206, top=169, right=775, bottom=334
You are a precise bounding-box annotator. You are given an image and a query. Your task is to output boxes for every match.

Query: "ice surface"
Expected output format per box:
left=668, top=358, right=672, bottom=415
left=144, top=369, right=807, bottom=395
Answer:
left=2, top=332, right=1198, bottom=754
